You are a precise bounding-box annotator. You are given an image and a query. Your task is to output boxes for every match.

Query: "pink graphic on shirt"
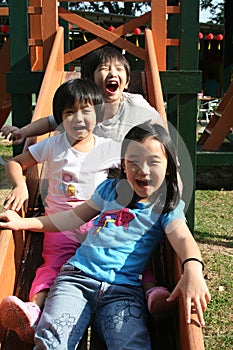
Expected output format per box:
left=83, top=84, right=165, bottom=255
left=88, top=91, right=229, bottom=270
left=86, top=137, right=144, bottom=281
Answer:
left=96, top=208, right=135, bottom=233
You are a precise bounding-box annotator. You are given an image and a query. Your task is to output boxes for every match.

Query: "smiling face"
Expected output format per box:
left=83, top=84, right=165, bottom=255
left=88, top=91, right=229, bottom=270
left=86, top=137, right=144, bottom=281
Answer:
left=62, top=101, right=96, bottom=146
left=122, top=136, right=168, bottom=202
left=93, top=59, right=129, bottom=105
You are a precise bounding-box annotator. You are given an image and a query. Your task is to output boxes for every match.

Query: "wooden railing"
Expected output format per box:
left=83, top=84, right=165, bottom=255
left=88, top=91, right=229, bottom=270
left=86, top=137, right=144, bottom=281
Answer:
left=26, top=0, right=181, bottom=72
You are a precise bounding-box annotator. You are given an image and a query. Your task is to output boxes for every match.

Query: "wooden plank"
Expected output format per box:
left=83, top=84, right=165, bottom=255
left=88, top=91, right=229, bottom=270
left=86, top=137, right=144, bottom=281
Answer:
left=6, top=71, right=44, bottom=94
left=198, top=81, right=233, bottom=150
left=151, top=0, right=167, bottom=71
left=144, top=28, right=167, bottom=121
left=0, top=230, right=16, bottom=302
left=0, top=7, right=8, bottom=16
left=203, top=97, right=233, bottom=150
left=160, top=71, right=202, bottom=94
left=197, top=151, right=233, bottom=166
left=29, top=0, right=58, bottom=71
left=28, top=0, right=43, bottom=70
left=215, top=81, right=233, bottom=116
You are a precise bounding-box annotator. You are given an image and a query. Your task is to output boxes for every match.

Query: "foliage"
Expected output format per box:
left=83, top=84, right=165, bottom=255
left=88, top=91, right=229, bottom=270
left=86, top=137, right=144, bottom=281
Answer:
left=0, top=0, right=225, bottom=24
left=69, top=1, right=151, bottom=15
left=200, top=0, right=224, bottom=24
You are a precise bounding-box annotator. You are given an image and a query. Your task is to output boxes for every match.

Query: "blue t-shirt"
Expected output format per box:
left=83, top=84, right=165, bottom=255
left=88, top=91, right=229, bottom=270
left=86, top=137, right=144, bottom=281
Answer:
left=68, top=179, right=185, bottom=285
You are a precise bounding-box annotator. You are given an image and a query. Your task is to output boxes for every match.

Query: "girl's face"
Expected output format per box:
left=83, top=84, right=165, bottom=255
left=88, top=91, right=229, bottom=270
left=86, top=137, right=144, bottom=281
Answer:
left=62, top=101, right=96, bottom=145
left=122, top=136, right=168, bottom=202
left=93, top=59, right=128, bottom=105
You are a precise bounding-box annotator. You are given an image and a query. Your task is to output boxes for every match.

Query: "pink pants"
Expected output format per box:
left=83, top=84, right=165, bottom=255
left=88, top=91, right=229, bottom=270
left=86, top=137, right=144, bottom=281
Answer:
left=29, top=220, right=94, bottom=299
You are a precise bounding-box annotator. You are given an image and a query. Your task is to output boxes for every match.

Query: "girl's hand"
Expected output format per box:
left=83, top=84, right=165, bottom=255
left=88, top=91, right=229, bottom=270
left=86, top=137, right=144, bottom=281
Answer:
left=4, top=184, right=29, bottom=212
left=0, top=210, right=24, bottom=231
left=0, top=125, right=25, bottom=145
left=167, top=270, right=211, bottom=327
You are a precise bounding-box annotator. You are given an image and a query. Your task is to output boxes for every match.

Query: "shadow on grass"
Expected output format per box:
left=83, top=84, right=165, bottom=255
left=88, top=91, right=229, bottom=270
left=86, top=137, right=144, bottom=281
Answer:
left=194, top=231, right=233, bottom=249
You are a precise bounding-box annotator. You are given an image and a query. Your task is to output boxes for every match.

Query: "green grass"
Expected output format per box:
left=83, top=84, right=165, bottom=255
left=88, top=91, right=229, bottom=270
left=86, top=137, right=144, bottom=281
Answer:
left=0, top=140, right=12, bottom=158
left=0, top=139, right=12, bottom=190
left=194, top=190, right=233, bottom=350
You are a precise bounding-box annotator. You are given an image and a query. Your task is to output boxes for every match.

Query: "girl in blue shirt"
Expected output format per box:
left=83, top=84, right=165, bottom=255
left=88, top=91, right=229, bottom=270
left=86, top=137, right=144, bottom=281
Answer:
left=0, top=122, right=210, bottom=350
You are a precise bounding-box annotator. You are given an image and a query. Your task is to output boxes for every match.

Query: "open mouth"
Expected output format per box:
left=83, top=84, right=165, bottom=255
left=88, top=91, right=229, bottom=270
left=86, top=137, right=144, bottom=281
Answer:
left=105, top=82, right=119, bottom=94
left=136, top=179, right=151, bottom=187
left=72, top=126, right=86, bottom=131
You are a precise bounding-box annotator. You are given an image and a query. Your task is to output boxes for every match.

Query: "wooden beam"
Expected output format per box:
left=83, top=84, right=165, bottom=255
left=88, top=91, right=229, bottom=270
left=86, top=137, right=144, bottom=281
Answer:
left=63, top=11, right=150, bottom=63
left=59, top=7, right=146, bottom=62
left=0, top=7, right=8, bottom=16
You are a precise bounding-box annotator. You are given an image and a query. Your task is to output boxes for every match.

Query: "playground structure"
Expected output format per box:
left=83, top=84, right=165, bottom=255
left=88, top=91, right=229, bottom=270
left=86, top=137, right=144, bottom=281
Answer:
left=0, top=0, right=232, bottom=349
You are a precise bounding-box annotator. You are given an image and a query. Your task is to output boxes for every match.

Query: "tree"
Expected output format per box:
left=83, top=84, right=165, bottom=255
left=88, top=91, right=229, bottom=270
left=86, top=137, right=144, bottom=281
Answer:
left=69, top=2, right=150, bottom=16
left=0, top=0, right=225, bottom=24
left=200, top=0, right=224, bottom=24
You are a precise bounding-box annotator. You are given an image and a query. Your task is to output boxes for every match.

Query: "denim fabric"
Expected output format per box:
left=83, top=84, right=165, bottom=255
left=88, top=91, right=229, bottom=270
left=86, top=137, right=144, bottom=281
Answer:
left=34, top=264, right=151, bottom=350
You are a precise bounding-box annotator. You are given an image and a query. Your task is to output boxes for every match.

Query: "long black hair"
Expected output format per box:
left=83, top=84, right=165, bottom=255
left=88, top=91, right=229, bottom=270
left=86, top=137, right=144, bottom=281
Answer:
left=119, top=122, right=180, bottom=214
left=53, top=78, right=104, bottom=125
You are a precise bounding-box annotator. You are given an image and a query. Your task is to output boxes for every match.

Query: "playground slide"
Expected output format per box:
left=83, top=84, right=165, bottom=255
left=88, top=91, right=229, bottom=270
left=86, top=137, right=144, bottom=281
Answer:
left=0, top=39, right=11, bottom=129
left=0, top=27, right=205, bottom=350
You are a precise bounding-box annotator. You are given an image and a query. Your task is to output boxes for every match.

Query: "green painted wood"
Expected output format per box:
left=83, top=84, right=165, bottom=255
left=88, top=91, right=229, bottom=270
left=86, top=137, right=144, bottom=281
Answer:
left=178, top=95, right=197, bottom=229
left=197, top=152, right=233, bottom=166
left=8, top=0, right=29, bottom=72
left=223, top=0, right=233, bottom=93
left=166, top=0, right=200, bottom=231
left=8, top=0, right=32, bottom=155
left=179, top=2, right=199, bottom=70
left=7, top=72, right=44, bottom=94
left=160, top=71, right=202, bottom=94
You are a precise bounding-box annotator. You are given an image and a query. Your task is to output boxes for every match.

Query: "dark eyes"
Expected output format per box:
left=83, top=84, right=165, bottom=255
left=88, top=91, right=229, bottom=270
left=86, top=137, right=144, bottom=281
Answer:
left=98, top=65, right=125, bottom=71
left=127, top=160, right=159, bottom=166
left=63, top=108, right=93, bottom=115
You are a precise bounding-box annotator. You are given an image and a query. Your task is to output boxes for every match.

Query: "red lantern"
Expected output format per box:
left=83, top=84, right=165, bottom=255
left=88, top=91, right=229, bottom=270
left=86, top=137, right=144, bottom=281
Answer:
left=133, top=27, right=141, bottom=36
left=216, top=33, right=224, bottom=50
left=198, top=32, right=203, bottom=50
left=133, top=27, right=141, bottom=47
left=1, top=24, right=9, bottom=42
left=216, top=34, right=223, bottom=41
left=107, top=25, right=115, bottom=32
left=206, top=33, right=214, bottom=50
left=68, top=23, right=72, bottom=31
left=1, top=24, right=9, bottom=33
left=206, top=33, right=214, bottom=40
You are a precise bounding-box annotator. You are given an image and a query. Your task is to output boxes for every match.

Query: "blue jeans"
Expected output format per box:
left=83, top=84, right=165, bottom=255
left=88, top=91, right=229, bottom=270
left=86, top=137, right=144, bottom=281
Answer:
left=34, top=264, right=151, bottom=350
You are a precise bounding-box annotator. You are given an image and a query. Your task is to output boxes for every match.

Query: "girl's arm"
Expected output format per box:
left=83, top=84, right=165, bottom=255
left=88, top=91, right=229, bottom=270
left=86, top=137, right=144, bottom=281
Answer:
left=165, top=220, right=211, bottom=326
left=1, top=117, right=54, bottom=145
left=0, top=200, right=100, bottom=233
left=4, top=151, right=38, bottom=211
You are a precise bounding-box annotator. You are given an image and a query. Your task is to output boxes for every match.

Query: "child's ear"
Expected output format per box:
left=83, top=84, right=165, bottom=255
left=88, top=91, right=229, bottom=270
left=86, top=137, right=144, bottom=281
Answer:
left=124, top=76, right=130, bottom=90
left=122, top=159, right=126, bottom=172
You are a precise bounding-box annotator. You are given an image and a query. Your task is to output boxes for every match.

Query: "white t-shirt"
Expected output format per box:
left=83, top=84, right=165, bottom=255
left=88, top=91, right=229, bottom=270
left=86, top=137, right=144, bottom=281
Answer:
left=94, top=92, right=160, bottom=141
left=29, top=133, right=120, bottom=213
left=49, top=92, right=161, bottom=142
